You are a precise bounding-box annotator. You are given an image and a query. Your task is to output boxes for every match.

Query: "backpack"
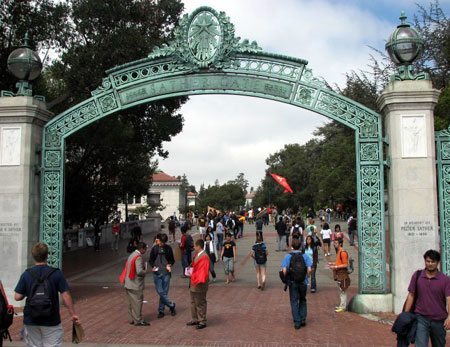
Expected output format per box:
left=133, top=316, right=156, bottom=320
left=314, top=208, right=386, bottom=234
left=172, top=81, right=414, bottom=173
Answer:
left=340, top=250, right=354, bottom=274
left=185, top=234, right=194, bottom=251
left=25, top=268, right=57, bottom=320
left=255, top=219, right=263, bottom=230
left=0, top=282, right=13, bottom=342
left=226, top=218, right=234, bottom=229
left=288, top=252, right=307, bottom=283
left=253, top=244, right=267, bottom=265
left=126, top=238, right=137, bottom=253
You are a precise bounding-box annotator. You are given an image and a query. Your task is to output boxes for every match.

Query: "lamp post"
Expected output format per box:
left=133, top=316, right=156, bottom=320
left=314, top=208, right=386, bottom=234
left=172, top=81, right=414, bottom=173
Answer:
left=385, top=12, right=428, bottom=81
left=1, top=33, right=44, bottom=99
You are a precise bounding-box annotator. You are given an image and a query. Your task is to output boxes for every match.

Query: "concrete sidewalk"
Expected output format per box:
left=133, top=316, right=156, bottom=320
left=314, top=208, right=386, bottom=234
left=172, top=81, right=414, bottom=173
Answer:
left=5, top=221, right=398, bottom=347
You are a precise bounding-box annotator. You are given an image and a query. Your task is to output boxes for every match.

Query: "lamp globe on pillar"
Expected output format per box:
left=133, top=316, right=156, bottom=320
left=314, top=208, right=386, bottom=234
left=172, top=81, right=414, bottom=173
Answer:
left=6, top=33, right=43, bottom=96
left=385, top=11, right=428, bottom=81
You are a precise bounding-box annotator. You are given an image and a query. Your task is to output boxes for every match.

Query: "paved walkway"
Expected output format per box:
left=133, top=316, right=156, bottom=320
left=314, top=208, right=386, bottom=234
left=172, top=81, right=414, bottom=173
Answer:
left=5, top=221, right=399, bottom=347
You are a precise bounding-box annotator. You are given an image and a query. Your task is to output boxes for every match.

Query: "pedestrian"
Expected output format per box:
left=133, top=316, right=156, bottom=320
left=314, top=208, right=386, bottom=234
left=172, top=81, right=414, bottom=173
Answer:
left=14, top=242, right=80, bottom=347
left=119, top=241, right=149, bottom=325
left=180, top=227, right=194, bottom=278
left=275, top=216, right=287, bottom=251
left=198, top=214, right=207, bottom=238
left=403, top=250, right=450, bottom=347
left=220, top=233, right=237, bottom=284
left=168, top=216, right=176, bottom=243
left=332, top=224, right=344, bottom=252
left=320, top=222, right=332, bottom=256
left=290, top=218, right=303, bottom=245
left=280, top=239, right=312, bottom=330
left=328, top=238, right=350, bottom=313
left=255, top=217, right=263, bottom=241
left=304, top=235, right=319, bottom=293
left=215, top=218, right=225, bottom=252
left=347, top=213, right=357, bottom=246
left=186, top=239, right=210, bottom=330
left=251, top=235, right=268, bottom=290
left=237, top=215, right=245, bottom=238
left=94, top=220, right=102, bottom=251
left=131, top=226, right=142, bottom=241
left=325, top=208, right=332, bottom=224
left=204, top=233, right=217, bottom=281
left=111, top=219, right=120, bottom=251
left=148, top=233, right=176, bottom=319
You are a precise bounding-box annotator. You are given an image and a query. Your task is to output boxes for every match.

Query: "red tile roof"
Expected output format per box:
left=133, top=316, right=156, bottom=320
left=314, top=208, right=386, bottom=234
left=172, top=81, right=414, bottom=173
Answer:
left=187, top=192, right=197, bottom=197
left=152, top=172, right=180, bottom=182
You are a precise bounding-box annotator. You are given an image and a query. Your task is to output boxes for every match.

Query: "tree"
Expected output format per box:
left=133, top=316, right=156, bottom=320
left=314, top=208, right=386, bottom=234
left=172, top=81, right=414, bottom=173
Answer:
left=228, top=172, right=249, bottom=193
left=198, top=183, right=245, bottom=212
left=43, top=0, right=186, bottom=224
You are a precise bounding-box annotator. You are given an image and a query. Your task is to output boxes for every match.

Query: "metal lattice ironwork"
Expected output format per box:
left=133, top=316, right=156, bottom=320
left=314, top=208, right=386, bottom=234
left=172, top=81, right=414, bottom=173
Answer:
left=40, top=6, right=387, bottom=293
left=436, top=129, right=450, bottom=274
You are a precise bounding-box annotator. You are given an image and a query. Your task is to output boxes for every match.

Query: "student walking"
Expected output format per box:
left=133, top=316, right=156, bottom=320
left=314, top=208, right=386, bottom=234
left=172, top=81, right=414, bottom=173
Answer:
left=403, top=250, right=450, bottom=347
left=280, top=239, right=312, bottom=329
left=275, top=216, right=287, bottom=251
left=111, top=219, right=120, bottom=251
left=320, top=222, right=332, bottom=256
left=148, top=233, right=176, bottom=319
left=251, top=235, right=268, bottom=290
left=221, top=233, right=237, bottom=284
left=304, top=235, right=319, bottom=293
left=204, top=233, right=217, bottom=281
left=14, top=243, right=80, bottom=347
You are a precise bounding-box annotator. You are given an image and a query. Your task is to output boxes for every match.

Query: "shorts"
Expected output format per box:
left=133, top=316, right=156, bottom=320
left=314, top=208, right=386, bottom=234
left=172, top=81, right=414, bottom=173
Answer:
left=323, top=238, right=331, bottom=245
left=24, top=324, right=64, bottom=347
left=254, top=261, right=266, bottom=268
left=223, top=256, right=234, bottom=274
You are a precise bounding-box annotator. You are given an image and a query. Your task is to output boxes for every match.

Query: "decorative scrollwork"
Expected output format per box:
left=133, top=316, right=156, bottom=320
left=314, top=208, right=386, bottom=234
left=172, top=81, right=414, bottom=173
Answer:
left=359, top=165, right=385, bottom=292
left=360, top=143, right=379, bottom=161
left=91, top=77, right=113, bottom=96
left=44, top=150, right=62, bottom=168
left=294, top=85, right=317, bottom=107
left=99, top=93, right=118, bottom=113
left=45, top=101, right=99, bottom=147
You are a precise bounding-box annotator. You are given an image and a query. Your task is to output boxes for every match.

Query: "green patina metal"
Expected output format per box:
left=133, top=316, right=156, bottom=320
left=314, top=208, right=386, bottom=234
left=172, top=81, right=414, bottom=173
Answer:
left=40, top=6, right=387, bottom=293
left=436, top=128, right=450, bottom=274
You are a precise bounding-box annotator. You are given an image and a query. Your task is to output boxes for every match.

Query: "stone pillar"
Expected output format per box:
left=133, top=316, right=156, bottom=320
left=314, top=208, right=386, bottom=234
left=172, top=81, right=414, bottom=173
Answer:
left=378, top=80, right=440, bottom=313
left=0, top=96, right=52, bottom=303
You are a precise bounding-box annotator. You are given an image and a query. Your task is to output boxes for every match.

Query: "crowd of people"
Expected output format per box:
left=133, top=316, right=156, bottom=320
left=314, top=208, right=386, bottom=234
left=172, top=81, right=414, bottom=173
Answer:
left=5, top=205, right=450, bottom=347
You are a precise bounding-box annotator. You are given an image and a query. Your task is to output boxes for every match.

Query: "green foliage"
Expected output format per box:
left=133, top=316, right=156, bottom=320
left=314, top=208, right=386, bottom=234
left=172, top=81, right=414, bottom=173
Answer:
left=228, top=173, right=249, bottom=193
left=198, top=182, right=245, bottom=212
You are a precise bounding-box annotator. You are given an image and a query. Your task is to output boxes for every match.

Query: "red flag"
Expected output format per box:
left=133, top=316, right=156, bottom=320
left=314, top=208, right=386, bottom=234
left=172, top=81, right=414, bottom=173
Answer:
left=270, top=173, right=294, bottom=194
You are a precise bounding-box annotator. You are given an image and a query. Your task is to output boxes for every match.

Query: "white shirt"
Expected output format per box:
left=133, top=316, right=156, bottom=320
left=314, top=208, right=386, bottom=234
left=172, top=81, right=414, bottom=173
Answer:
left=321, top=228, right=332, bottom=239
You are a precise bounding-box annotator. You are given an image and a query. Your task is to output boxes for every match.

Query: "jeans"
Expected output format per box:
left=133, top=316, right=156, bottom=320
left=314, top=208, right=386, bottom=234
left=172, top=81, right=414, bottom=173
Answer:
left=310, top=266, right=316, bottom=291
left=182, top=250, right=192, bottom=274
left=288, top=282, right=307, bottom=324
left=349, top=230, right=356, bottom=245
left=277, top=235, right=286, bottom=251
left=216, top=233, right=224, bottom=251
left=111, top=233, right=119, bottom=250
left=415, top=314, right=446, bottom=347
left=153, top=273, right=174, bottom=313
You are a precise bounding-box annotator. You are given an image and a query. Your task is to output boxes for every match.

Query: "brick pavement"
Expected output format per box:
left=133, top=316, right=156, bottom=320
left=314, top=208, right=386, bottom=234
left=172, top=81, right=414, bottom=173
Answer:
left=5, top=221, right=402, bottom=347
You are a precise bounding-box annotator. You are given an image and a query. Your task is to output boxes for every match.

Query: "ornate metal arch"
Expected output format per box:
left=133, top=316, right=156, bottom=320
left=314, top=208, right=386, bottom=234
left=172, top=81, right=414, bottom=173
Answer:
left=436, top=129, right=450, bottom=274
left=40, top=6, right=386, bottom=294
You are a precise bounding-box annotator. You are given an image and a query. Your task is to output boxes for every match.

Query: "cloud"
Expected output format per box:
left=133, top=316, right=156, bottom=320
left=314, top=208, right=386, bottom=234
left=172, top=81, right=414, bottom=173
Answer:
left=157, top=0, right=414, bottom=190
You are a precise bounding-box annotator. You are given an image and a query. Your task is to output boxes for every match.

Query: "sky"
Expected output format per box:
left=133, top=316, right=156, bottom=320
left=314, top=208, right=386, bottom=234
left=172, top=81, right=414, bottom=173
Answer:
left=156, top=0, right=450, bottom=191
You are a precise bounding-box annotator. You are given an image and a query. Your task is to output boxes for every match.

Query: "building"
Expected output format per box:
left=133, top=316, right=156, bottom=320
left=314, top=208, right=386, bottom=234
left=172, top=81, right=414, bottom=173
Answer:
left=245, top=191, right=256, bottom=207
left=187, top=191, right=198, bottom=207
left=116, top=171, right=186, bottom=221
left=149, top=171, right=186, bottom=221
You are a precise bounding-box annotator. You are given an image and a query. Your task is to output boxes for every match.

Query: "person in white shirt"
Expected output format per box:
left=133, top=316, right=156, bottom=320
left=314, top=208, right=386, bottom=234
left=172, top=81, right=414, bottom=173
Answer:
left=320, top=222, right=332, bottom=256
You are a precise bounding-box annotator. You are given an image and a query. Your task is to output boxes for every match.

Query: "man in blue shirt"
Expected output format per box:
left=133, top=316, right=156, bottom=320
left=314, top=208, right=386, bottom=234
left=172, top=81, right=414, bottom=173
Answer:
left=281, top=239, right=312, bottom=330
left=14, top=242, right=79, bottom=347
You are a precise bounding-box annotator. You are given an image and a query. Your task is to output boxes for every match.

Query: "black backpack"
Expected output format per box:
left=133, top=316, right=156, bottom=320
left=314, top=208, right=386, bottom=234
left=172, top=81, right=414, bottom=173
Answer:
left=185, top=234, right=194, bottom=251
left=253, top=244, right=267, bottom=265
left=25, top=268, right=57, bottom=320
left=288, top=252, right=307, bottom=283
left=0, top=285, right=13, bottom=342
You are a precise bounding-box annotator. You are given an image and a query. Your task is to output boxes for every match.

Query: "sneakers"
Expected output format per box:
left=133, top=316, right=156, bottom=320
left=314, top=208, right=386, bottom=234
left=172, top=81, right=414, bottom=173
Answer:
left=294, top=323, right=301, bottom=330
left=157, top=311, right=164, bottom=319
left=334, top=307, right=346, bottom=313
left=134, top=321, right=150, bottom=326
left=196, top=323, right=207, bottom=329
left=170, top=303, right=176, bottom=316
left=311, top=288, right=316, bottom=293
left=186, top=321, right=199, bottom=326
left=301, top=320, right=306, bottom=327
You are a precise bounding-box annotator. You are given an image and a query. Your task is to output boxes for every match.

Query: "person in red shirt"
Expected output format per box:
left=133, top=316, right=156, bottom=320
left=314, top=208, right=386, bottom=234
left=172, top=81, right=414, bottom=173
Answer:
left=186, top=239, right=210, bottom=329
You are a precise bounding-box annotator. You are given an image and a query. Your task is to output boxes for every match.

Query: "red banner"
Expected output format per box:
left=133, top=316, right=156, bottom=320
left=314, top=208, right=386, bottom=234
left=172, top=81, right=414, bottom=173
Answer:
left=270, top=173, right=293, bottom=194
